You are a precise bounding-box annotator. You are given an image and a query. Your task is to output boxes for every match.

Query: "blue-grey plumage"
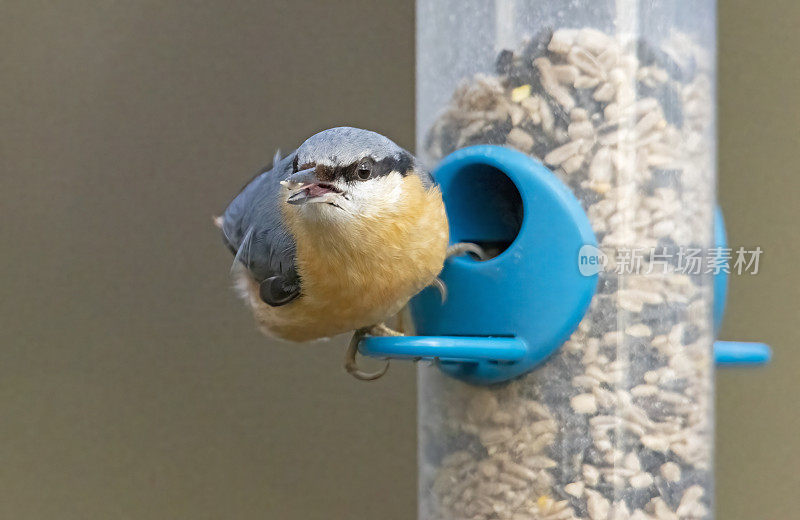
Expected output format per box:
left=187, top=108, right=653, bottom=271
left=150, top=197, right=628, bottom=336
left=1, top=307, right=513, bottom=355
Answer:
left=217, top=127, right=451, bottom=344
left=220, top=150, right=301, bottom=305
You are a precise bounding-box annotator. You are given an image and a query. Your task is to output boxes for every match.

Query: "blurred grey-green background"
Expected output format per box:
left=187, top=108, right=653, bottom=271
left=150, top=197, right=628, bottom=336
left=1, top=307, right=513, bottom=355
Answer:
left=1, top=1, right=796, bottom=518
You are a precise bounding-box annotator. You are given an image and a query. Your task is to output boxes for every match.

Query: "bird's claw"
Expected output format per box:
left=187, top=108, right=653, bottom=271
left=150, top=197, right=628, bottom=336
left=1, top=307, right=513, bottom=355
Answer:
left=426, top=243, right=485, bottom=306
left=447, top=242, right=488, bottom=261
left=430, top=277, right=447, bottom=303
left=345, top=327, right=390, bottom=381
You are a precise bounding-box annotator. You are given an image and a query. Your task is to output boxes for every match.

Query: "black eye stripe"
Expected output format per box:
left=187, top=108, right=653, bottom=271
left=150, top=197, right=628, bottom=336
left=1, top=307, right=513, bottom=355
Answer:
left=334, top=153, right=415, bottom=182
left=295, top=152, right=418, bottom=183
left=374, top=153, right=414, bottom=177
left=315, top=165, right=336, bottom=182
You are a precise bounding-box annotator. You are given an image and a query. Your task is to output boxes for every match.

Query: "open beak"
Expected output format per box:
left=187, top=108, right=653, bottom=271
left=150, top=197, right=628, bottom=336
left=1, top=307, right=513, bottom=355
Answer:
left=280, top=167, right=343, bottom=205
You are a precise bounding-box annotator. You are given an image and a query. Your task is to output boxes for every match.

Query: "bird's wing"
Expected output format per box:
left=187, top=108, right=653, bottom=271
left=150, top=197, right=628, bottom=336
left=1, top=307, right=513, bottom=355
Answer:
left=220, top=151, right=300, bottom=306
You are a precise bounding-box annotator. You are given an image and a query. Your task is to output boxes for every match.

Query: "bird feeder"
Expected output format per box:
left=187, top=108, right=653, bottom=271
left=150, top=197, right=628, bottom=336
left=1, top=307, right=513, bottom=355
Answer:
left=360, top=1, right=770, bottom=518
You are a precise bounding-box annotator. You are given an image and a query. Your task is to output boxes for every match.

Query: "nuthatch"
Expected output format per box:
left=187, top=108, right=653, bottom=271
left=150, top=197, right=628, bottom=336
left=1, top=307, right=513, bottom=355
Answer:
left=216, top=127, right=483, bottom=380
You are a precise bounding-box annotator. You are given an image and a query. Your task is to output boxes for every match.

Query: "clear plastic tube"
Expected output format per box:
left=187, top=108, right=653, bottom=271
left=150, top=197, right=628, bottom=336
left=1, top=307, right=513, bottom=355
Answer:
left=417, top=1, right=716, bottom=519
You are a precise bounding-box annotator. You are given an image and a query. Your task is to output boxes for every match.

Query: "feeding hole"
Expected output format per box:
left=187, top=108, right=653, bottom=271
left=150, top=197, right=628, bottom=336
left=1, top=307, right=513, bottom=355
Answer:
left=444, top=163, right=523, bottom=260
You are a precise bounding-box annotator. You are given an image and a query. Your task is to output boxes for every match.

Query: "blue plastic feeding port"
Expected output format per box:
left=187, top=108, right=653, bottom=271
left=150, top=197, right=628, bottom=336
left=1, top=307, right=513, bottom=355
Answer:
left=360, top=147, right=771, bottom=383
left=361, top=145, right=598, bottom=385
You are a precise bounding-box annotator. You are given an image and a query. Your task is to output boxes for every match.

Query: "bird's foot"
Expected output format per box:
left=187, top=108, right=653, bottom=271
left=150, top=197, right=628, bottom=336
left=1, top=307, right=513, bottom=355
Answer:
left=369, top=323, right=404, bottom=337
left=447, top=242, right=488, bottom=261
left=345, top=327, right=391, bottom=381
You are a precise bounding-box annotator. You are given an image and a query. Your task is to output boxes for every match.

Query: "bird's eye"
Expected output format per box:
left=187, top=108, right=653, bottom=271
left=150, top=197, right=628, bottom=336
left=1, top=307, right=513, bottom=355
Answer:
left=357, top=159, right=373, bottom=180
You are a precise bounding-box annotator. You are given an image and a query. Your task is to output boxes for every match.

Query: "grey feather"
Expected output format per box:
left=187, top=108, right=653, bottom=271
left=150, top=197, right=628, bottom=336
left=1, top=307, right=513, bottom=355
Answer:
left=230, top=225, right=255, bottom=274
left=221, top=151, right=300, bottom=301
left=297, top=127, right=401, bottom=166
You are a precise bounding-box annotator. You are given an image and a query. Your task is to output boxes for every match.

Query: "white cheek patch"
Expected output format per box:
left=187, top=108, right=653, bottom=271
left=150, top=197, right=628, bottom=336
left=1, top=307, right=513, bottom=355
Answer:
left=345, top=172, right=405, bottom=218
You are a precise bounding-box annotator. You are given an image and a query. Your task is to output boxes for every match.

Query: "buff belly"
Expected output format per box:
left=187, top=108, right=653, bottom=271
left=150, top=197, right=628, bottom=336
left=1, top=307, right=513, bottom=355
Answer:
left=240, top=176, right=449, bottom=342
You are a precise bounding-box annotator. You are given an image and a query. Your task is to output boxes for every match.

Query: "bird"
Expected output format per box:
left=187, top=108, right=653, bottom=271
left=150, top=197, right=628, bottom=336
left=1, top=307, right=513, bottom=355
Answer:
left=216, top=127, right=483, bottom=380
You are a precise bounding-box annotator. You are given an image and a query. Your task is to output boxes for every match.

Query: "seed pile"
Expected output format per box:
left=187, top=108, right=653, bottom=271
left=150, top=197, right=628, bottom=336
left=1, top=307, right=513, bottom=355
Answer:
left=419, top=28, right=714, bottom=520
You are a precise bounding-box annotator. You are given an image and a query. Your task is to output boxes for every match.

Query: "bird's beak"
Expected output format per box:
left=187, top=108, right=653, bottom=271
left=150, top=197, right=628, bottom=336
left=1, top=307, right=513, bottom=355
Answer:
left=281, top=167, right=342, bottom=206
left=283, top=167, right=317, bottom=187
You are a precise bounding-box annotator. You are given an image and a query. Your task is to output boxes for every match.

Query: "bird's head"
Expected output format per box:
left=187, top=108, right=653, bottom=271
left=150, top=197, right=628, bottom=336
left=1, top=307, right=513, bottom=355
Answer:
left=280, top=127, right=431, bottom=222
